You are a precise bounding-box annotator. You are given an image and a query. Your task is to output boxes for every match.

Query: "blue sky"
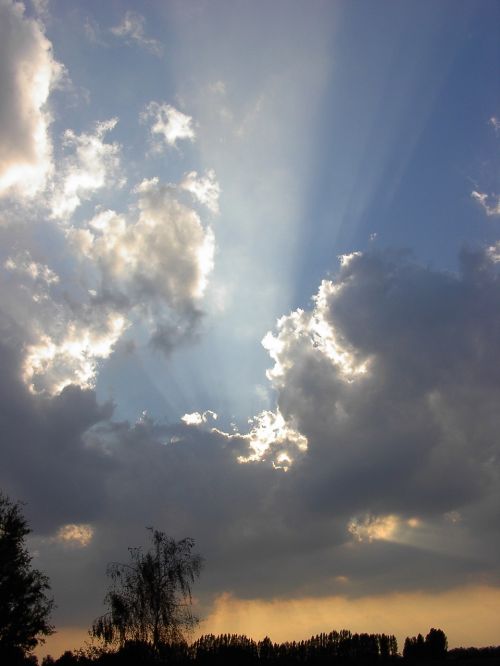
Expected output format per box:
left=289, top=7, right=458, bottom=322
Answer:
left=41, top=0, right=500, bottom=429
left=1, top=0, right=500, bottom=657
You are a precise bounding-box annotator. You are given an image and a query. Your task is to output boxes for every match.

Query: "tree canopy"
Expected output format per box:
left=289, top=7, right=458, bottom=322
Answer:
left=92, top=529, right=203, bottom=652
left=0, top=492, right=54, bottom=662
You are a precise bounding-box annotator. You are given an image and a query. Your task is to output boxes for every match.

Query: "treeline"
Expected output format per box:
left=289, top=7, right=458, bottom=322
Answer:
left=42, top=630, right=399, bottom=665
left=40, top=632, right=500, bottom=666
left=192, top=630, right=399, bottom=664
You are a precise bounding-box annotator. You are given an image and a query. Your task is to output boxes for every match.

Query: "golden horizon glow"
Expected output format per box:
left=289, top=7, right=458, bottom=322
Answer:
left=36, top=585, right=500, bottom=661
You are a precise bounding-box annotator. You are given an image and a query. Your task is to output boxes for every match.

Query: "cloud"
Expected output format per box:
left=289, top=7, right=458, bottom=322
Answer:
left=54, top=524, right=94, bottom=548
left=471, top=190, right=500, bottom=217
left=5, top=251, right=59, bottom=289
left=50, top=118, right=123, bottom=220
left=4, top=245, right=500, bottom=639
left=12, top=169, right=216, bottom=393
left=264, top=250, right=500, bottom=528
left=0, top=0, right=62, bottom=197
left=471, top=115, right=500, bottom=217
left=22, top=313, right=127, bottom=394
left=67, top=177, right=215, bottom=355
left=348, top=514, right=401, bottom=543
left=181, top=410, right=218, bottom=425
left=4, top=239, right=500, bottom=619
left=142, top=102, right=196, bottom=151
left=110, top=10, right=162, bottom=56
left=230, top=409, right=307, bottom=470
left=490, top=116, right=500, bottom=133
left=180, top=169, right=220, bottom=214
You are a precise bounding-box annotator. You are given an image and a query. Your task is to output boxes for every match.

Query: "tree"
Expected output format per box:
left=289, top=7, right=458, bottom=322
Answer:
left=92, top=529, right=203, bottom=652
left=425, top=628, right=448, bottom=659
left=404, top=629, right=448, bottom=660
left=0, top=492, right=54, bottom=662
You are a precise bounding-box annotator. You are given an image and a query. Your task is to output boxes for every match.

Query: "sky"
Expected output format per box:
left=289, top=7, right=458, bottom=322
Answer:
left=1, top=0, right=500, bottom=658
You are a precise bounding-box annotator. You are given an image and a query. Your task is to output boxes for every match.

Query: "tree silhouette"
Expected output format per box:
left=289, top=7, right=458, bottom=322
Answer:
left=92, top=528, right=203, bottom=653
left=425, top=628, right=448, bottom=660
left=0, top=492, right=54, bottom=663
left=404, top=628, right=448, bottom=660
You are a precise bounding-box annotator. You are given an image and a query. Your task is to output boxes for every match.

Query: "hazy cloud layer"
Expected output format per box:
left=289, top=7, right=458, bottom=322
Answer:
left=110, top=10, right=162, bottom=56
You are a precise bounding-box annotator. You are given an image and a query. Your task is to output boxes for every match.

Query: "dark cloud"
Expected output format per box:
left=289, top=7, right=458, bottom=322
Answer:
left=3, top=246, right=500, bottom=631
left=271, top=248, right=500, bottom=519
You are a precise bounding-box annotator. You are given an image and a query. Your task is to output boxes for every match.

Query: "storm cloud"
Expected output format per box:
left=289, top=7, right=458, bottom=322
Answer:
left=2, top=246, right=500, bottom=630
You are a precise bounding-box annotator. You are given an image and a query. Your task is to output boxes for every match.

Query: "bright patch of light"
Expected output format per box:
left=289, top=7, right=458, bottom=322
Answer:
left=406, top=517, right=421, bottom=528
left=237, top=408, right=307, bottom=468
left=339, top=251, right=362, bottom=267
left=55, top=523, right=93, bottom=547
left=348, top=514, right=400, bottom=543
left=0, top=0, right=62, bottom=197
left=181, top=410, right=218, bottom=425
left=263, top=279, right=370, bottom=386
left=194, top=226, right=215, bottom=297
left=23, top=314, right=127, bottom=394
left=348, top=514, right=423, bottom=544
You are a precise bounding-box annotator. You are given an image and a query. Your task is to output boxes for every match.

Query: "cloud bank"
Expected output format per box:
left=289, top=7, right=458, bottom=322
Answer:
left=2, top=247, right=500, bottom=637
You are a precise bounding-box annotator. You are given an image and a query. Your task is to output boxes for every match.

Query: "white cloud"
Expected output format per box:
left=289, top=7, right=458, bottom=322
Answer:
left=50, top=118, right=123, bottom=220
left=111, top=10, right=162, bottom=56
left=181, top=410, right=218, bottom=425
left=82, top=179, right=214, bottom=308
left=22, top=313, right=127, bottom=394
left=0, top=115, right=215, bottom=396
left=486, top=241, right=500, bottom=263
left=490, top=116, right=500, bottom=133
left=471, top=116, right=500, bottom=217
left=471, top=190, right=500, bottom=217
left=262, top=278, right=370, bottom=387
left=209, top=408, right=307, bottom=471
left=180, top=169, right=220, bottom=213
left=237, top=409, right=307, bottom=469
left=0, top=0, right=62, bottom=197
left=142, top=102, right=196, bottom=151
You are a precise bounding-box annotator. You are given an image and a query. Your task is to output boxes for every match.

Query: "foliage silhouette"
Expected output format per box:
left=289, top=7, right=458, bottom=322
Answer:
left=191, top=630, right=399, bottom=665
left=41, top=628, right=500, bottom=665
left=0, top=492, right=54, bottom=664
left=91, top=529, right=203, bottom=652
left=403, top=628, right=448, bottom=661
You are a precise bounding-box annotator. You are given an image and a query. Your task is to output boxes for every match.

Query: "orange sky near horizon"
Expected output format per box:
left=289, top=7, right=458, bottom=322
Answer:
left=36, top=584, right=500, bottom=661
